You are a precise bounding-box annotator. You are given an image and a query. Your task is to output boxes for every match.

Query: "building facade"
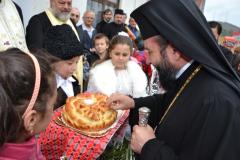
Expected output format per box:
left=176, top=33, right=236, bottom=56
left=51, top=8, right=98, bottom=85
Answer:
left=14, top=0, right=148, bottom=27
left=14, top=0, right=204, bottom=28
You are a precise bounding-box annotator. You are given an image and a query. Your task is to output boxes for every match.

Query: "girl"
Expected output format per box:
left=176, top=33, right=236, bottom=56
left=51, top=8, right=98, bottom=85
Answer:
left=87, top=35, right=148, bottom=98
left=87, top=35, right=148, bottom=159
left=0, top=48, right=57, bottom=159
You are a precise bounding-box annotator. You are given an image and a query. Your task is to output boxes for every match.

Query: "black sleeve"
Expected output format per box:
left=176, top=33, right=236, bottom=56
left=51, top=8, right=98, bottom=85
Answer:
left=26, top=15, right=45, bottom=51
left=141, top=138, right=178, bottom=160
left=96, top=22, right=101, bottom=33
left=129, top=94, right=164, bottom=129
left=140, top=94, right=240, bottom=160
left=220, top=45, right=234, bottom=65
left=102, top=23, right=111, bottom=39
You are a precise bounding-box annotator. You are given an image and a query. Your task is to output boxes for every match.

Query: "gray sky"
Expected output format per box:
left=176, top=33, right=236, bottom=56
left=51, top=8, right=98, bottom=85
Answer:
left=204, top=0, right=240, bottom=27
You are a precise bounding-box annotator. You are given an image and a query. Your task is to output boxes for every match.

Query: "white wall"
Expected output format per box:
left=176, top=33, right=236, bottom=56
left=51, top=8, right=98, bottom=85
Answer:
left=119, top=0, right=148, bottom=24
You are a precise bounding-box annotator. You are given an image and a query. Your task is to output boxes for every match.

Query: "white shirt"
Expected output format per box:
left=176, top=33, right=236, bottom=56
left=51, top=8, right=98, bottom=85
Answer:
left=82, top=23, right=95, bottom=38
left=87, top=60, right=148, bottom=98
left=56, top=74, right=76, bottom=97
left=176, top=60, right=194, bottom=79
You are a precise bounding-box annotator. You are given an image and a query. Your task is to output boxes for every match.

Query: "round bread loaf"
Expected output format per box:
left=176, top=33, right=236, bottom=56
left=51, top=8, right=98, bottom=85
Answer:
left=62, top=93, right=117, bottom=132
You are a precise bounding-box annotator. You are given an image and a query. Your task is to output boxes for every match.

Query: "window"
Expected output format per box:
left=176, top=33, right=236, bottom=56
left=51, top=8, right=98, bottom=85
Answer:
left=87, top=0, right=120, bottom=26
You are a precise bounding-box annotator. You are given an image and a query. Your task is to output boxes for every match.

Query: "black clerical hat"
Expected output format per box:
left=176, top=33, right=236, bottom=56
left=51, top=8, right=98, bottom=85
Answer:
left=131, top=0, right=240, bottom=91
left=44, top=24, right=84, bottom=60
left=129, top=12, right=158, bottom=40
left=114, top=9, right=124, bottom=15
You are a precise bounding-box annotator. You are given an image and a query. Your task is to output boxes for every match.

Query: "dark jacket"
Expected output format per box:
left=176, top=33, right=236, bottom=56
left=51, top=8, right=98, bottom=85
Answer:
left=102, top=22, right=127, bottom=40
left=96, top=20, right=108, bottom=33
left=77, top=25, right=97, bottom=51
left=26, top=12, right=77, bottom=51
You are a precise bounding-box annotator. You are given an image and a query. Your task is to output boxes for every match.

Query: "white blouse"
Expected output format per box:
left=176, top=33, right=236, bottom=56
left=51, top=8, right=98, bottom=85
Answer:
left=87, top=60, right=148, bottom=98
left=56, top=74, right=76, bottom=97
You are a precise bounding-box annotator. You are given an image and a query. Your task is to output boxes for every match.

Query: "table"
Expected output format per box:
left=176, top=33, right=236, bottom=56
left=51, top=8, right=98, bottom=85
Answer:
left=38, top=108, right=129, bottom=160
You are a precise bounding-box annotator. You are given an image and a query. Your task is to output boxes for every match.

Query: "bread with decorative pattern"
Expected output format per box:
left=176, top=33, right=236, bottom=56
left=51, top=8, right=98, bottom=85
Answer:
left=62, top=93, right=117, bottom=132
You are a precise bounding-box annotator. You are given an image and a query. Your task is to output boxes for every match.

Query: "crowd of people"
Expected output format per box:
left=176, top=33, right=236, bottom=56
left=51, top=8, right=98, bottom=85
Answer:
left=1, top=0, right=240, bottom=159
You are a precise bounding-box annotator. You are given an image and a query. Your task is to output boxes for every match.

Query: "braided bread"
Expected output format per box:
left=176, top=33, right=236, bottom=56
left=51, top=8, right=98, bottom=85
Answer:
left=62, top=93, right=117, bottom=132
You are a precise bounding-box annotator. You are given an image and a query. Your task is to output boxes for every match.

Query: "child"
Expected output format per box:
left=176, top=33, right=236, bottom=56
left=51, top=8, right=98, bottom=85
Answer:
left=86, top=33, right=109, bottom=67
left=87, top=35, right=148, bottom=98
left=0, top=48, right=57, bottom=159
left=83, top=33, right=109, bottom=91
left=44, top=24, right=84, bottom=109
left=87, top=35, right=148, bottom=159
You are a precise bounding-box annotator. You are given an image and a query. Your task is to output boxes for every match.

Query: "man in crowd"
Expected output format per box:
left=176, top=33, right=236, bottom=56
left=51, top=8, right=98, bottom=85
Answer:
left=77, top=10, right=97, bottom=52
left=107, top=0, right=240, bottom=159
left=96, top=9, right=113, bottom=33
left=70, top=7, right=80, bottom=25
left=102, top=9, right=127, bottom=40
left=26, top=0, right=79, bottom=50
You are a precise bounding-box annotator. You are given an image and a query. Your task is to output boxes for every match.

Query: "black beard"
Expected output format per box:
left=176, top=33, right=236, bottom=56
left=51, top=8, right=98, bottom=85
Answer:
left=156, top=59, right=178, bottom=91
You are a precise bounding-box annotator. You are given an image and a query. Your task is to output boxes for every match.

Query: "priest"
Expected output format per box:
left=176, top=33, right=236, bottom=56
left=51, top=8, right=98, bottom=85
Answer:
left=107, top=0, right=240, bottom=160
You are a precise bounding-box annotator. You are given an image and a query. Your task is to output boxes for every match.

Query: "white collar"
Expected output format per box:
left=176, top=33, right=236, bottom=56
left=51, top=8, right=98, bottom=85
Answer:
left=175, top=60, right=194, bottom=79
left=56, top=74, right=76, bottom=97
left=82, top=23, right=94, bottom=32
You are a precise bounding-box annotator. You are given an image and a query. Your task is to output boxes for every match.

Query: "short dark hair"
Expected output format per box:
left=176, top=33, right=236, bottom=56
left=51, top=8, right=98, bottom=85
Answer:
left=208, top=21, right=222, bottom=35
left=103, top=9, right=112, bottom=15
left=0, top=48, right=56, bottom=146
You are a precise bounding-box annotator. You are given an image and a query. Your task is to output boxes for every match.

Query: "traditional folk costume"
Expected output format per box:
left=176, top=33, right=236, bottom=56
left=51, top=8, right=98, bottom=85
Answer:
left=129, top=0, right=240, bottom=159
left=44, top=24, right=84, bottom=109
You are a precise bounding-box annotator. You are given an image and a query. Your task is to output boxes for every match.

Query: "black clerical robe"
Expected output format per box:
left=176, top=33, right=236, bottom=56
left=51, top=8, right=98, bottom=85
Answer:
left=96, top=20, right=108, bottom=33
left=130, top=62, right=240, bottom=160
left=26, top=12, right=77, bottom=51
left=102, top=22, right=127, bottom=40
left=26, top=12, right=53, bottom=50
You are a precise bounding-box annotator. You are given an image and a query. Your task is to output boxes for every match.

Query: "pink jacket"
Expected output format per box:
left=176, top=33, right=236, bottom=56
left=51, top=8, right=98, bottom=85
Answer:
left=0, top=137, right=45, bottom=160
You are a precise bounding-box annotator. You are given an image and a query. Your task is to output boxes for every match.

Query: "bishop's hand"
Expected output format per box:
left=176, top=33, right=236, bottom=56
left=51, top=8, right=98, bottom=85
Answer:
left=131, top=125, right=156, bottom=154
left=106, top=93, right=134, bottom=110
